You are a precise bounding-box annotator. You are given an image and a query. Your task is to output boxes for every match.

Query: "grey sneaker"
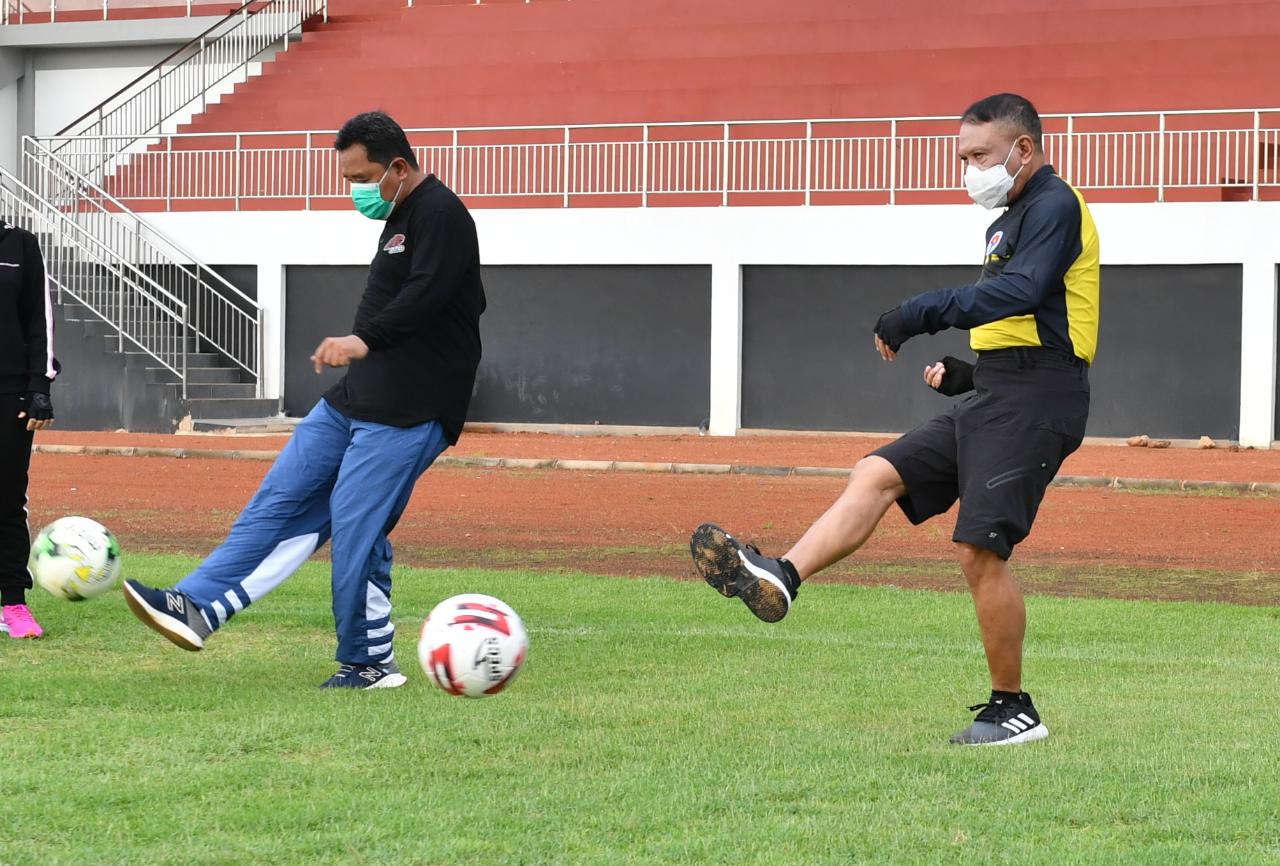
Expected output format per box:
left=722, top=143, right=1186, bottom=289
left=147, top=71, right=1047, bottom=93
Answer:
left=690, top=523, right=800, bottom=623
left=320, top=660, right=407, bottom=690
left=950, top=693, right=1049, bottom=746
left=122, top=579, right=212, bottom=651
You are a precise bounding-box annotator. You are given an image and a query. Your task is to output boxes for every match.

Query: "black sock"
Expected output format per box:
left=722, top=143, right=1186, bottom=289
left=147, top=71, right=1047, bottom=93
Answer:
left=777, top=557, right=802, bottom=591
left=1, top=590, right=25, bottom=607
left=990, top=689, right=1025, bottom=703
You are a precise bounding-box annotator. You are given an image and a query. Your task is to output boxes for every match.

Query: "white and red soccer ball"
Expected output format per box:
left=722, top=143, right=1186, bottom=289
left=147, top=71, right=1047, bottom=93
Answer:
left=418, top=593, right=528, bottom=698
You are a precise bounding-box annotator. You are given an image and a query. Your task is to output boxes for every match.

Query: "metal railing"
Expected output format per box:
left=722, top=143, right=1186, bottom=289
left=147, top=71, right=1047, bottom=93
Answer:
left=40, top=108, right=1280, bottom=210
left=2, top=1, right=246, bottom=24
left=21, top=136, right=263, bottom=394
left=49, top=0, right=326, bottom=182
left=1, top=165, right=191, bottom=393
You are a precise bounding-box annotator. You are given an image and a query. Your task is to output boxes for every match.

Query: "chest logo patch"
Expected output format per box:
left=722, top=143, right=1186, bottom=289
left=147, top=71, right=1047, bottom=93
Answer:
left=383, top=233, right=406, bottom=255
left=985, top=230, right=1004, bottom=258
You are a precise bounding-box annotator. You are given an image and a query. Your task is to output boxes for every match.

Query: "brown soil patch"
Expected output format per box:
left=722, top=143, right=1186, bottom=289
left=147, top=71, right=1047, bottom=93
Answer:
left=27, top=452, right=1280, bottom=606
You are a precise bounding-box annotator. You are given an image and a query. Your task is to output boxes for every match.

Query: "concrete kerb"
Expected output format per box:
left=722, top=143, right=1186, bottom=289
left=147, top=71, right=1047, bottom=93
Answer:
left=30, top=444, right=1279, bottom=494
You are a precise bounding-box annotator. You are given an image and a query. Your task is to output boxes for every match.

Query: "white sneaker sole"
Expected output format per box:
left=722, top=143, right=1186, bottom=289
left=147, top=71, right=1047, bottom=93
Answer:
left=738, top=552, right=793, bottom=620
left=367, top=673, right=407, bottom=689
left=122, top=582, right=204, bottom=651
left=690, top=523, right=792, bottom=622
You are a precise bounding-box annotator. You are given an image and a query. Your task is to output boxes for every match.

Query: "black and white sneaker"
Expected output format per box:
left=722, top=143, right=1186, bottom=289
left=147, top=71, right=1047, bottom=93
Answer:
left=320, top=660, right=408, bottom=690
left=949, top=692, right=1049, bottom=746
left=122, top=579, right=212, bottom=651
left=690, top=523, right=800, bottom=623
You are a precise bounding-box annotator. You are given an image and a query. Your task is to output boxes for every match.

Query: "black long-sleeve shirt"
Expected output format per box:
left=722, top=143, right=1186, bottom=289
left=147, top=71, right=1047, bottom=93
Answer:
left=325, top=176, right=485, bottom=444
left=0, top=221, right=59, bottom=396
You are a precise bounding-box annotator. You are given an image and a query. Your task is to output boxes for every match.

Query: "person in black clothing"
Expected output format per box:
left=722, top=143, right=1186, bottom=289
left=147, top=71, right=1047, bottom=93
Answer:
left=691, top=94, right=1100, bottom=745
left=1, top=219, right=58, bottom=640
left=123, top=112, right=486, bottom=689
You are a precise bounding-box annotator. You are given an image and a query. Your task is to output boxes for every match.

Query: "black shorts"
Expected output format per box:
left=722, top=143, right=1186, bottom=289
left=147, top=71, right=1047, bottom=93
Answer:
left=871, top=347, right=1089, bottom=560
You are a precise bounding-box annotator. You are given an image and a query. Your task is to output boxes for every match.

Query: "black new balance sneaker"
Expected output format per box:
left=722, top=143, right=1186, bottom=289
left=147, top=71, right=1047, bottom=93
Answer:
left=690, top=523, right=800, bottom=623
left=949, top=692, right=1049, bottom=746
left=320, top=660, right=408, bottom=690
left=122, top=579, right=212, bottom=651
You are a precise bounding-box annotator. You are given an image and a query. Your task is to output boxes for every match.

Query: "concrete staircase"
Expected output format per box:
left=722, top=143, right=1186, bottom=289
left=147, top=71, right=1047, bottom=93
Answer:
left=49, top=275, right=275, bottom=431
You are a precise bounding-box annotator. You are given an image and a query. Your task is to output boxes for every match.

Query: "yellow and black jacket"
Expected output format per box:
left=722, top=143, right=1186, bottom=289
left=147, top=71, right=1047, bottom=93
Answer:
left=898, top=165, right=1100, bottom=364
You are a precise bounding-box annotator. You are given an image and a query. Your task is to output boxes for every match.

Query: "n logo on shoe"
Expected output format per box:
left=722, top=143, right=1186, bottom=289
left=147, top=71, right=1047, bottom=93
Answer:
left=166, top=594, right=185, bottom=614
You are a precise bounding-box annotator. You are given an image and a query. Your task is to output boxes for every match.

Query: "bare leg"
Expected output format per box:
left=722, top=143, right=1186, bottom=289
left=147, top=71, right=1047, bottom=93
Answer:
left=783, top=456, right=906, bottom=580
left=956, top=542, right=1024, bottom=692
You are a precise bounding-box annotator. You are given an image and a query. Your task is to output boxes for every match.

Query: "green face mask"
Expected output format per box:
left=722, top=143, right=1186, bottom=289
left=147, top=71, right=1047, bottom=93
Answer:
left=350, top=164, right=403, bottom=220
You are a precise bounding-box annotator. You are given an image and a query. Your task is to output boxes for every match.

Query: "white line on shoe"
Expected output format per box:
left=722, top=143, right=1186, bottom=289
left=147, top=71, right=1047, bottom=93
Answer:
left=980, top=723, right=1050, bottom=746
left=368, top=673, right=407, bottom=689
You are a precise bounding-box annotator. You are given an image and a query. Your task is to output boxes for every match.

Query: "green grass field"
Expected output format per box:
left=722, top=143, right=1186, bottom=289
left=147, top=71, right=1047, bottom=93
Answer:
left=3, top=555, right=1278, bottom=866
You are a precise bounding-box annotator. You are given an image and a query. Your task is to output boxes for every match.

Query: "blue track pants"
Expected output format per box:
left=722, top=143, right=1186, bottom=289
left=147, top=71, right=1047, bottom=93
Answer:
left=177, top=399, right=448, bottom=664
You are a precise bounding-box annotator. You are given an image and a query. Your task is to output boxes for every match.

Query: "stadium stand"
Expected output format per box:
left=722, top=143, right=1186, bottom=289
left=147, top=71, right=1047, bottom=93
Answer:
left=73, top=0, right=1280, bottom=210
left=179, top=0, right=1280, bottom=130
left=4, top=0, right=1278, bottom=440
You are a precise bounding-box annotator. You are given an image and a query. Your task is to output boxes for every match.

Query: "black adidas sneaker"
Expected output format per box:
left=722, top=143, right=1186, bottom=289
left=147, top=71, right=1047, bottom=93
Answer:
left=122, top=579, right=212, bottom=651
left=950, top=692, right=1049, bottom=746
left=320, top=660, right=408, bottom=690
left=690, top=523, right=800, bottom=623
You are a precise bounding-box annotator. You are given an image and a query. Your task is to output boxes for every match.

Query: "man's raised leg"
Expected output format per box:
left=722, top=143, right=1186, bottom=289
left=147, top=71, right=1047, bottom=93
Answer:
left=122, top=400, right=350, bottom=650
left=691, top=456, right=906, bottom=622
left=784, top=456, right=907, bottom=578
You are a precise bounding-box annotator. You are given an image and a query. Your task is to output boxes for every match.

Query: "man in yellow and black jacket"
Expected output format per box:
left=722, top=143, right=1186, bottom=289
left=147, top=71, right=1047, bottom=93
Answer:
left=689, top=93, right=1098, bottom=747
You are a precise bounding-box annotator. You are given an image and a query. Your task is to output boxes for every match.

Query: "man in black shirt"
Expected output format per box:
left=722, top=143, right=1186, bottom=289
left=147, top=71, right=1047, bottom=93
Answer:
left=124, top=112, right=486, bottom=689
left=1, top=219, right=58, bottom=640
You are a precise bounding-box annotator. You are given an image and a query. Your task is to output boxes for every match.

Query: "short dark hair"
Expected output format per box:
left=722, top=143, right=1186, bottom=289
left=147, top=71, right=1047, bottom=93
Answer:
left=961, top=93, right=1043, bottom=149
left=334, top=111, right=419, bottom=171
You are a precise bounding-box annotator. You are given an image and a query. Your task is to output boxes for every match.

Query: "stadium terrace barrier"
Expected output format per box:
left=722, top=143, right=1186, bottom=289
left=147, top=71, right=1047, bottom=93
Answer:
left=38, top=109, right=1280, bottom=211
left=0, top=0, right=249, bottom=23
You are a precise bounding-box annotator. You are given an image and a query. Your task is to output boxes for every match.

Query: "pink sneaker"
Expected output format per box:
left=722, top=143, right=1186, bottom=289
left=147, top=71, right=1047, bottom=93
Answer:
left=1, top=604, right=44, bottom=639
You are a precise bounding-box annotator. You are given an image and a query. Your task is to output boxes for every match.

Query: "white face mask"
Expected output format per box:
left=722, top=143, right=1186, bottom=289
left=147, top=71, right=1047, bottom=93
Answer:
left=964, top=140, right=1025, bottom=209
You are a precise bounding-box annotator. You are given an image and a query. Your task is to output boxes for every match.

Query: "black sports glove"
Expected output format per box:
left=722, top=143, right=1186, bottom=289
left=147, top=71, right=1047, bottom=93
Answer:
left=934, top=356, right=975, bottom=397
left=23, top=391, right=54, bottom=421
left=874, top=307, right=911, bottom=352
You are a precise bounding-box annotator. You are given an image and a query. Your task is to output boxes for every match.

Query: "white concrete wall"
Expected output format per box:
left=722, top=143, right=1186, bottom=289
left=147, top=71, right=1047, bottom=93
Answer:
left=0, top=81, right=17, bottom=174
left=143, top=202, right=1280, bottom=446
left=33, top=65, right=153, bottom=136
left=5, top=40, right=277, bottom=171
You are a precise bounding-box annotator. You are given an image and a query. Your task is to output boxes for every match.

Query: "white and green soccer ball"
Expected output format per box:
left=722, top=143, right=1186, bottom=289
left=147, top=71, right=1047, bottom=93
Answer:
left=29, top=516, right=123, bottom=601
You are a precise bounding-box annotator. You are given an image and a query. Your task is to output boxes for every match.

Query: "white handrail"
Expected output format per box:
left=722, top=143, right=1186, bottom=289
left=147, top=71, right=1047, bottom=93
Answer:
left=37, top=107, right=1280, bottom=209
left=21, top=136, right=263, bottom=392
left=1, top=165, right=190, bottom=393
